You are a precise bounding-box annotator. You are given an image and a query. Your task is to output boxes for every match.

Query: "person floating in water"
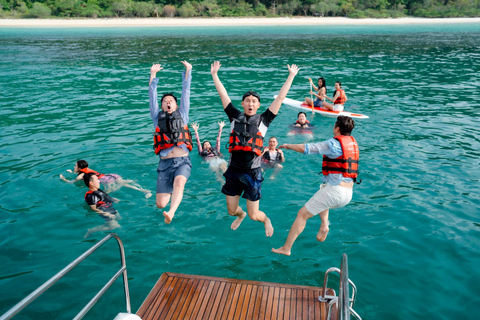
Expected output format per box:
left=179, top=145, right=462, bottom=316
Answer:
left=211, top=60, right=299, bottom=238
left=305, top=77, right=326, bottom=108
left=272, top=116, right=359, bottom=256
left=288, top=112, right=313, bottom=138
left=261, top=136, right=285, bottom=179
left=191, top=121, right=228, bottom=176
left=83, top=173, right=121, bottom=238
left=60, top=160, right=151, bottom=198
left=322, top=81, right=347, bottom=112
left=293, top=112, right=311, bottom=128
left=149, top=60, right=193, bottom=224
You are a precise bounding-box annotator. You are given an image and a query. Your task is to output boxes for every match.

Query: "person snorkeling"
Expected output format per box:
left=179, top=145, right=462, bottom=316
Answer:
left=60, top=160, right=152, bottom=198
left=191, top=121, right=228, bottom=176
left=83, top=173, right=121, bottom=238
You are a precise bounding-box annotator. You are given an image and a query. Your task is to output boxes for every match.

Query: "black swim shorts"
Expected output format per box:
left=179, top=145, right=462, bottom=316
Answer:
left=221, top=166, right=263, bottom=201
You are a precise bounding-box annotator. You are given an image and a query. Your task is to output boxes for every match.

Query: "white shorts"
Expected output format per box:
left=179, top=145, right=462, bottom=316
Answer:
left=333, top=104, right=344, bottom=112
left=305, top=183, right=353, bottom=216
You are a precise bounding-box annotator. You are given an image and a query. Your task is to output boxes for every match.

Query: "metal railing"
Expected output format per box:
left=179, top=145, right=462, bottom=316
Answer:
left=318, top=253, right=362, bottom=320
left=0, top=233, right=131, bottom=320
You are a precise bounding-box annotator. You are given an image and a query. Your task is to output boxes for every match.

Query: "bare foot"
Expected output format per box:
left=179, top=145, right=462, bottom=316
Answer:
left=163, top=211, right=174, bottom=224
left=264, top=217, right=274, bottom=237
left=145, top=192, right=152, bottom=199
left=231, top=211, right=246, bottom=230
left=271, top=247, right=291, bottom=256
left=316, top=227, right=329, bottom=242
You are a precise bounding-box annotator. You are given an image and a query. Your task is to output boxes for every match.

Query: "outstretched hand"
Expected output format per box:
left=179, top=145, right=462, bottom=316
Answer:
left=218, top=120, right=225, bottom=128
left=287, top=64, right=299, bottom=76
left=191, top=122, right=199, bottom=131
left=181, top=60, right=192, bottom=71
left=151, top=64, right=163, bottom=73
left=278, top=144, right=289, bottom=150
left=211, top=61, right=221, bottom=75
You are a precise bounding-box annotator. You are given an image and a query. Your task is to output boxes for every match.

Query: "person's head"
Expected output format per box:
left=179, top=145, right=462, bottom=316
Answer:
left=202, top=141, right=212, bottom=150
left=318, top=77, right=326, bottom=89
left=334, top=81, right=342, bottom=90
left=241, top=91, right=261, bottom=117
left=334, top=116, right=355, bottom=136
left=75, top=160, right=88, bottom=173
left=83, top=173, right=100, bottom=189
left=161, top=93, right=178, bottom=113
left=297, top=112, right=307, bottom=125
left=268, top=136, right=278, bottom=149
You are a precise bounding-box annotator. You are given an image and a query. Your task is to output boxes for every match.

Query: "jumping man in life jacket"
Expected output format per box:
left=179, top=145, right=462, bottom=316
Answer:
left=149, top=60, right=193, bottom=224
left=211, top=60, right=299, bottom=239
left=272, top=116, right=359, bottom=256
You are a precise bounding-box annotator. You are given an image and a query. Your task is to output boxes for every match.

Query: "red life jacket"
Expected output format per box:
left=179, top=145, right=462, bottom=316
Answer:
left=79, top=168, right=105, bottom=179
left=85, top=190, right=111, bottom=208
left=322, top=135, right=359, bottom=180
left=334, top=89, right=347, bottom=105
left=228, top=113, right=264, bottom=156
left=295, top=119, right=310, bottom=127
left=153, top=110, right=193, bottom=155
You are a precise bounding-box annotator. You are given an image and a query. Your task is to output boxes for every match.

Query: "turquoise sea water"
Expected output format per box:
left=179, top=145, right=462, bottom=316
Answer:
left=1, top=23, right=480, bottom=319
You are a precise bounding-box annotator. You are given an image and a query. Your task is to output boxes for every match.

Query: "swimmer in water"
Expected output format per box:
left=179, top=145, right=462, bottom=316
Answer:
left=287, top=112, right=313, bottom=138
left=191, top=121, right=228, bottom=177
left=293, top=112, right=311, bottom=128
left=60, top=160, right=152, bottom=198
left=83, top=173, right=121, bottom=238
left=261, top=136, right=285, bottom=179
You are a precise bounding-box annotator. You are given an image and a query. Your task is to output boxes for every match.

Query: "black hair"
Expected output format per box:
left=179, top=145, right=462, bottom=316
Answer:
left=242, top=91, right=261, bottom=102
left=202, top=141, right=211, bottom=149
left=77, top=160, right=88, bottom=169
left=83, top=173, right=94, bottom=187
left=335, top=116, right=355, bottom=136
left=297, top=112, right=307, bottom=118
left=335, top=81, right=342, bottom=88
left=318, top=77, right=327, bottom=94
left=269, top=136, right=278, bottom=142
left=161, top=93, right=178, bottom=104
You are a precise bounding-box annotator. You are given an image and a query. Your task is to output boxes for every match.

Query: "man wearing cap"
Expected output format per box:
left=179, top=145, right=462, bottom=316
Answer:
left=210, top=61, right=299, bottom=237
left=149, top=61, right=192, bottom=224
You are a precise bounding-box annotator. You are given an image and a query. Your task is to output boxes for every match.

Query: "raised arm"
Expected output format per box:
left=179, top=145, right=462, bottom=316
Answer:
left=279, top=143, right=305, bottom=154
left=149, top=64, right=163, bottom=129
left=179, top=61, right=192, bottom=124
left=216, top=121, right=225, bottom=153
left=211, top=61, right=232, bottom=109
left=191, top=122, right=203, bottom=153
left=269, top=64, right=299, bottom=115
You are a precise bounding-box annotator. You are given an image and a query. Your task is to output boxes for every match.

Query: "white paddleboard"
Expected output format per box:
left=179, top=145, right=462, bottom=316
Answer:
left=275, top=96, right=369, bottom=119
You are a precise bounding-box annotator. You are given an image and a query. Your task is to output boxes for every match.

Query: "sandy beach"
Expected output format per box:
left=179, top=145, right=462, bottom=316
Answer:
left=1, top=17, right=480, bottom=28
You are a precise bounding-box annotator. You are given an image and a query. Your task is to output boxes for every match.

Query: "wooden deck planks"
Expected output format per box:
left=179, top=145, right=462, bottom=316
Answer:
left=136, top=273, right=335, bottom=320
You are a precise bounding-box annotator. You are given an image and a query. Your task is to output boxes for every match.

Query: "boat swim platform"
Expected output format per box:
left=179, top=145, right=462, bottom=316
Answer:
left=136, top=272, right=337, bottom=320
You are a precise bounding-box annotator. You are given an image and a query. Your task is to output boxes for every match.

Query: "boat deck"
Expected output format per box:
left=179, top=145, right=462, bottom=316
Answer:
left=136, top=272, right=337, bottom=320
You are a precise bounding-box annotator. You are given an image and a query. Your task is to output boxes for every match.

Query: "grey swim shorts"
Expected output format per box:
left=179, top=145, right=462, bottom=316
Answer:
left=156, top=156, right=192, bottom=194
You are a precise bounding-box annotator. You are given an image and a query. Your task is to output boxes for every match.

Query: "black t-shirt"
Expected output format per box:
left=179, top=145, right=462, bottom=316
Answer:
left=224, top=102, right=276, bottom=169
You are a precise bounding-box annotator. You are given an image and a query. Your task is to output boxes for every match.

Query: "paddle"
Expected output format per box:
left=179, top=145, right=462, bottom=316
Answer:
left=309, top=78, right=315, bottom=115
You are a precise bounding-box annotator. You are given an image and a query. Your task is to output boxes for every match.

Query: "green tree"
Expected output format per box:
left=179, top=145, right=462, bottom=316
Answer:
left=26, top=2, right=51, bottom=17
left=110, top=0, right=132, bottom=16
left=81, top=0, right=102, bottom=17
left=133, top=1, right=153, bottom=16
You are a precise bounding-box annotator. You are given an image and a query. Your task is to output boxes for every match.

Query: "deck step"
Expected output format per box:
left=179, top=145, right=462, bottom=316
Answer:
left=136, top=272, right=336, bottom=320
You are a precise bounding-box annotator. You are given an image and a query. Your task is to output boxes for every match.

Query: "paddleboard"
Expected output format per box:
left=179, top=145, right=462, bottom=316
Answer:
left=275, top=96, right=369, bottom=119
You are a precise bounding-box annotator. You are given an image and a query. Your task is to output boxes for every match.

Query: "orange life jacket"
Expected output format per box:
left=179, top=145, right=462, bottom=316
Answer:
left=228, top=114, right=264, bottom=156
left=79, top=168, right=105, bottom=179
left=153, top=110, right=193, bottom=155
left=322, top=135, right=359, bottom=181
left=295, top=119, right=310, bottom=127
left=334, top=89, right=347, bottom=105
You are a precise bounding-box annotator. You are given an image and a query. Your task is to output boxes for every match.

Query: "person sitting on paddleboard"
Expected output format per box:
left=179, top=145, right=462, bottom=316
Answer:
left=305, top=77, right=326, bottom=108
left=322, top=81, right=347, bottom=112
